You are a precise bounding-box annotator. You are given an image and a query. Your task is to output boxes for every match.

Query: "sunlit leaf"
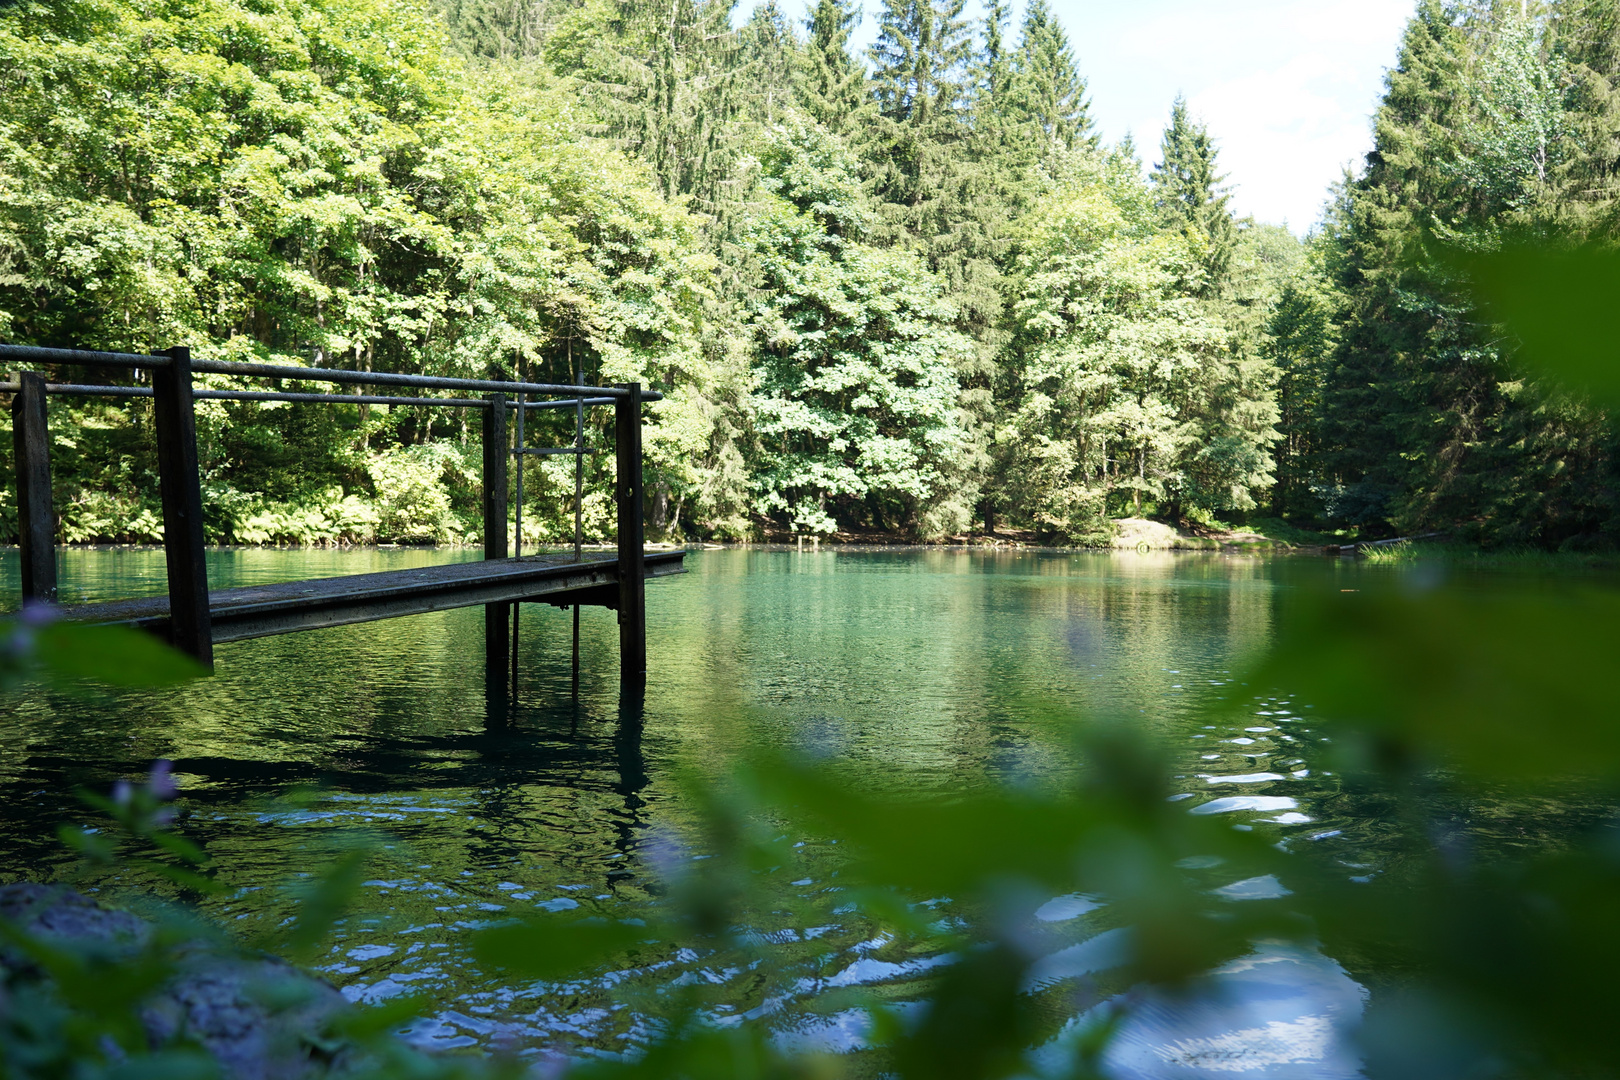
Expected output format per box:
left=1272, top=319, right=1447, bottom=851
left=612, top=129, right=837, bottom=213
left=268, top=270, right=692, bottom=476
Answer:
left=146, top=829, right=210, bottom=867
left=127, top=858, right=224, bottom=896
left=471, top=917, right=656, bottom=979
left=281, top=848, right=370, bottom=955
left=1459, top=245, right=1620, bottom=406
left=32, top=622, right=209, bottom=687
left=104, top=1049, right=222, bottom=1080
left=1248, top=584, right=1620, bottom=780
left=326, top=993, right=432, bottom=1040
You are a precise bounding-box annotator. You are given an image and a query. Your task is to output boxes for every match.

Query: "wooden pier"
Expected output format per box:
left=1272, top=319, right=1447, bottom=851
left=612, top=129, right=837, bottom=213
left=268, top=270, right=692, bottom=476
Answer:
left=3, top=343, right=682, bottom=690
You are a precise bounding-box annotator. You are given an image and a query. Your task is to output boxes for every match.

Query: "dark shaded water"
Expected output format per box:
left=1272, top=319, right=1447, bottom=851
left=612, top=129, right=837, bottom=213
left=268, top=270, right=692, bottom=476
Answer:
left=0, top=547, right=1515, bottom=1075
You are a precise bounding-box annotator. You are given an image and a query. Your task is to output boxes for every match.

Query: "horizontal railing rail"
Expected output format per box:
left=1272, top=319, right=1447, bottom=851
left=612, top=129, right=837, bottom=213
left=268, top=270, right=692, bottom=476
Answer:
left=0, top=344, right=661, bottom=402
left=0, top=382, right=621, bottom=410
left=0, top=344, right=170, bottom=369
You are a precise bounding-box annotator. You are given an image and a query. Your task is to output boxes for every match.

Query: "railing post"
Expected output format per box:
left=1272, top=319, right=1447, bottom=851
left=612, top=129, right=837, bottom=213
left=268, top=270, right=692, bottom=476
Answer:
left=615, top=383, right=645, bottom=686
left=12, top=372, right=57, bottom=604
left=483, top=393, right=510, bottom=680
left=152, top=346, right=213, bottom=666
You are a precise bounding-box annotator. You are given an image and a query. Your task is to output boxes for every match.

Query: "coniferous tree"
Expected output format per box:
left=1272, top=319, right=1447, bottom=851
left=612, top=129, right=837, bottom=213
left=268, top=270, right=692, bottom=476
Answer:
left=547, top=0, right=748, bottom=217
left=742, top=0, right=800, bottom=125
left=868, top=0, right=973, bottom=125
left=865, top=0, right=1012, bottom=409
left=800, top=0, right=868, bottom=134
left=1263, top=281, right=1331, bottom=519
left=18, top=0, right=1620, bottom=547
left=865, top=0, right=975, bottom=238
left=1152, top=96, right=1238, bottom=290
left=433, top=0, right=547, bottom=58
left=1539, top=0, right=1620, bottom=237
left=1314, top=1, right=1469, bottom=530
left=1007, top=0, right=1095, bottom=153
left=1315, top=0, right=1616, bottom=545
left=977, top=0, right=1012, bottom=108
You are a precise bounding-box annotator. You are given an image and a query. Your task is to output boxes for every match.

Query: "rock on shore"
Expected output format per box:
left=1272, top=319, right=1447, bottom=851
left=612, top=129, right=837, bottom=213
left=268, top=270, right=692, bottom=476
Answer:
left=0, top=883, right=358, bottom=1079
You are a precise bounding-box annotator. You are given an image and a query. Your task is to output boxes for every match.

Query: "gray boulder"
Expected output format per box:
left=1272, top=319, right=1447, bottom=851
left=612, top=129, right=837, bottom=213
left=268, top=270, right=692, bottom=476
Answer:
left=0, top=883, right=359, bottom=1079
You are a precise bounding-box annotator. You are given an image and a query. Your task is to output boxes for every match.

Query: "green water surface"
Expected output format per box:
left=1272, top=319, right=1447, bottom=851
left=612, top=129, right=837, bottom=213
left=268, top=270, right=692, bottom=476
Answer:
left=0, top=547, right=1499, bottom=1069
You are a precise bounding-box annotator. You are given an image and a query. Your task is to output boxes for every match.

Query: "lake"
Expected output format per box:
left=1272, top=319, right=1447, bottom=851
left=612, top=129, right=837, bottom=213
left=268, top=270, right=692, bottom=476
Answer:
left=0, top=546, right=1479, bottom=1076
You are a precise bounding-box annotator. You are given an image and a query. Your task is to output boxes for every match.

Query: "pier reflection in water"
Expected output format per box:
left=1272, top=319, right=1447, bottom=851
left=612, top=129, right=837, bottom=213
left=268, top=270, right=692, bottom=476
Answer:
left=2, top=547, right=1400, bottom=1073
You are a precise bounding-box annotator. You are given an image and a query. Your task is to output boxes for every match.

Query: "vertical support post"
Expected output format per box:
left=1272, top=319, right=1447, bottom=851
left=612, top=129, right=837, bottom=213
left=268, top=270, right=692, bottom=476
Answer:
left=483, top=394, right=509, bottom=680
left=573, top=345, right=584, bottom=563
left=511, top=393, right=525, bottom=695
left=571, top=604, right=581, bottom=700
left=152, top=347, right=212, bottom=666
left=615, top=383, right=645, bottom=687
left=12, top=372, right=56, bottom=604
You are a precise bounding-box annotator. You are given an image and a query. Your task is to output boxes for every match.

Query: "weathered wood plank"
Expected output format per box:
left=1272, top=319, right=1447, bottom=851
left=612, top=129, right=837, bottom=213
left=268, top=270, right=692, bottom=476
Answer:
left=55, top=551, right=684, bottom=645
left=616, top=383, right=646, bottom=686
left=483, top=393, right=509, bottom=679
left=11, top=372, right=56, bottom=604
left=152, top=346, right=213, bottom=665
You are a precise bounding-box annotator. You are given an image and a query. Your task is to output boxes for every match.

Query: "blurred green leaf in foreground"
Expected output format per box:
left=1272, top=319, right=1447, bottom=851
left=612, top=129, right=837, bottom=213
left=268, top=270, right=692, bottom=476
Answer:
left=2, top=604, right=209, bottom=691
left=1460, top=245, right=1620, bottom=408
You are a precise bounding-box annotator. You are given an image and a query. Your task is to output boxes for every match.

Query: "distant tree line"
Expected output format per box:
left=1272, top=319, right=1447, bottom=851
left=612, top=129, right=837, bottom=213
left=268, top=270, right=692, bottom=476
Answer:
left=0, top=0, right=1614, bottom=547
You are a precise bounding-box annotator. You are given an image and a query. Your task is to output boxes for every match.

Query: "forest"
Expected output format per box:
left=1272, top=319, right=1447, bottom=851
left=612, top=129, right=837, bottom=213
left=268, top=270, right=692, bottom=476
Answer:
left=1, top=0, right=1617, bottom=550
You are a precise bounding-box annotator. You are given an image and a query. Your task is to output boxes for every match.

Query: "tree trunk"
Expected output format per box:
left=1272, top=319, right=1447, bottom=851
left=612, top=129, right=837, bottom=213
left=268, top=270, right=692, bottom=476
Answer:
left=649, top=483, right=671, bottom=537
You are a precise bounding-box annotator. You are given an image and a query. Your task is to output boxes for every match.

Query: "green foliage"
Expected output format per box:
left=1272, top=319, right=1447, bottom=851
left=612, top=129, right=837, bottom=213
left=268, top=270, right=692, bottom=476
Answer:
left=227, top=489, right=382, bottom=547
left=0, top=0, right=742, bottom=544
left=1443, top=12, right=1573, bottom=214
left=1, top=609, right=208, bottom=691
left=798, top=0, right=869, bottom=135
left=1152, top=96, right=1238, bottom=290
left=367, top=445, right=461, bottom=543
left=1296, top=0, right=1620, bottom=548
left=1263, top=278, right=1333, bottom=519
left=7, top=0, right=1620, bottom=553
left=0, top=617, right=517, bottom=1079
left=742, top=116, right=977, bottom=537
left=992, top=146, right=1271, bottom=542
left=11, top=485, right=1620, bottom=1077
left=1004, top=0, right=1095, bottom=155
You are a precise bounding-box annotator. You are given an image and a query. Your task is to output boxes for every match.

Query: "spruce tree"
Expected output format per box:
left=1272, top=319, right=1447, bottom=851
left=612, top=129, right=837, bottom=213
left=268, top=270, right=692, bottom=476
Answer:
left=1151, top=96, right=1237, bottom=290
left=1007, top=0, right=1095, bottom=153
left=1264, top=281, right=1331, bottom=519
left=869, top=0, right=973, bottom=125
left=864, top=0, right=1006, bottom=347
left=978, top=0, right=1012, bottom=107
left=433, top=0, right=546, bottom=59
left=1317, top=0, right=1616, bottom=544
left=553, top=0, right=749, bottom=219
left=800, top=0, right=869, bottom=133
left=742, top=0, right=800, bottom=125
left=1541, top=0, right=1620, bottom=237
left=1316, top=1, right=1471, bottom=531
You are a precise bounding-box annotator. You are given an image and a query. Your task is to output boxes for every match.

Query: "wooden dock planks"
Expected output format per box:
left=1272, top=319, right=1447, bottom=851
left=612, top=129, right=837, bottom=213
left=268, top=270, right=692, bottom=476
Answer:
left=55, top=551, right=685, bottom=646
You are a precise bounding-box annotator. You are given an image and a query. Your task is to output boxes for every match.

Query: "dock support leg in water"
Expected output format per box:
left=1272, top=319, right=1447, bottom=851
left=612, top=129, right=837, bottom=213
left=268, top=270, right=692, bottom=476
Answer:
left=510, top=602, right=521, bottom=698
left=483, top=392, right=509, bottom=685
left=12, top=372, right=56, bottom=605
left=153, top=346, right=213, bottom=667
left=615, top=383, right=645, bottom=687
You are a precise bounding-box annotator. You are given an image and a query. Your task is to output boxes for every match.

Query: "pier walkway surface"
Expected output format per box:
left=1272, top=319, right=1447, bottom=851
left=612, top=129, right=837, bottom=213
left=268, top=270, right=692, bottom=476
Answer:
left=54, top=551, right=687, bottom=645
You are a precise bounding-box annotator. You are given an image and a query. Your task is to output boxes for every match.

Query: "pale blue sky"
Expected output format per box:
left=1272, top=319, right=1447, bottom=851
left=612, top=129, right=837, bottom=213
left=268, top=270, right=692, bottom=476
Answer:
left=772, top=0, right=1416, bottom=231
